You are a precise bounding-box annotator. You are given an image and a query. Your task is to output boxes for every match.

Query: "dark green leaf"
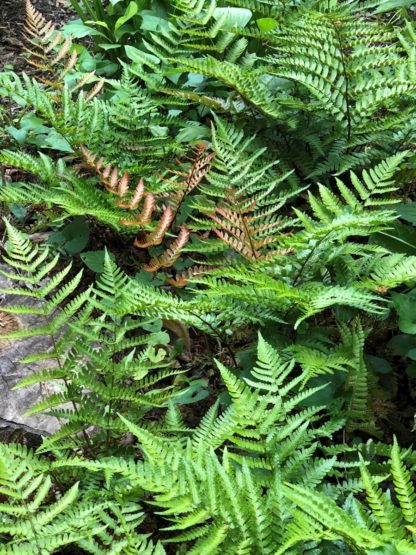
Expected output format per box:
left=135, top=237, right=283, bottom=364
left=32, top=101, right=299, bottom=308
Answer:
left=80, top=249, right=114, bottom=272
left=49, top=217, right=90, bottom=254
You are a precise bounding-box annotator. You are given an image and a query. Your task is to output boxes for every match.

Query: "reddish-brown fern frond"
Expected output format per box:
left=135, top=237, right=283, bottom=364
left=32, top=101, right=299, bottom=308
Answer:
left=121, top=193, right=156, bottom=226
left=134, top=207, right=175, bottom=248
left=162, top=143, right=214, bottom=218
left=25, top=0, right=54, bottom=43
left=80, top=147, right=160, bottom=227
left=72, top=71, right=97, bottom=92
left=85, top=79, right=105, bottom=101
left=165, top=264, right=215, bottom=287
left=208, top=191, right=292, bottom=261
left=24, top=0, right=73, bottom=79
left=143, top=226, right=190, bottom=272
left=23, top=1, right=97, bottom=87
left=80, top=147, right=176, bottom=245
left=81, top=147, right=132, bottom=197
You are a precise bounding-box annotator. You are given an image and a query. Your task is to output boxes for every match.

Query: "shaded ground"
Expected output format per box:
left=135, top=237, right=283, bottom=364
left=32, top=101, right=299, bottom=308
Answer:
left=0, top=0, right=75, bottom=72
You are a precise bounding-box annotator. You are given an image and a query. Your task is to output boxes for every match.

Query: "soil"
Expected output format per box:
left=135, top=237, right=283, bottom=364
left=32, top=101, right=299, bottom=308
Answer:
left=0, top=0, right=75, bottom=72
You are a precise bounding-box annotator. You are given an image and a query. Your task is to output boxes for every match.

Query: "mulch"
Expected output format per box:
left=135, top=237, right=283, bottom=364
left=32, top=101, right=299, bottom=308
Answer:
left=0, top=0, right=75, bottom=72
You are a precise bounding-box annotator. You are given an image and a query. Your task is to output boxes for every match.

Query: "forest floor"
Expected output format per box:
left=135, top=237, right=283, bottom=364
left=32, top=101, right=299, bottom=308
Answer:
left=0, top=0, right=74, bottom=72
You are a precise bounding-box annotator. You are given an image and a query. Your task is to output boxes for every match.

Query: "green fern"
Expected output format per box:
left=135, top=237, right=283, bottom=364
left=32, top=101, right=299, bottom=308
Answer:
left=284, top=440, right=416, bottom=553
left=53, top=334, right=346, bottom=554
left=190, top=153, right=415, bottom=329
left=0, top=219, right=90, bottom=343
left=0, top=442, right=167, bottom=554
left=0, top=444, right=103, bottom=554
left=0, top=225, right=186, bottom=453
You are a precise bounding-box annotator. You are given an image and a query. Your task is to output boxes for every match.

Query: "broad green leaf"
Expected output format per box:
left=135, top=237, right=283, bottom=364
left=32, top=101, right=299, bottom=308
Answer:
left=391, top=292, right=416, bottom=334
left=9, top=204, right=27, bottom=221
left=6, top=126, right=27, bottom=145
left=81, top=250, right=115, bottom=273
left=140, top=13, right=170, bottom=32
left=115, top=1, right=138, bottom=31
left=372, top=223, right=416, bottom=255
left=256, top=17, right=277, bottom=31
left=49, top=217, right=90, bottom=254
left=212, top=7, right=252, bottom=29
left=97, top=43, right=122, bottom=50
left=388, top=334, right=416, bottom=356
left=365, top=354, right=392, bottom=374
left=171, top=379, right=209, bottom=405
left=42, top=130, right=74, bottom=153
left=86, top=20, right=110, bottom=30
left=176, top=124, right=209, bottom=143
left=62, top=22, right=107, bottom=38
left=395, top=203, right=416, bottom=225
left=375, top=0, right=415, bottom=13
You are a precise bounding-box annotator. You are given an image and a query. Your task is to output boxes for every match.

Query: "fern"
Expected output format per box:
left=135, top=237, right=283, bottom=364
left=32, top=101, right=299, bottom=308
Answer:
left=24, top=0, right=78, bottom=82
left=3, top=145, right=405, bottom=338
left=0, top=442, right=166, bottom=553
left=0, top=219, right=89, bottom=342
left=189, top=153, right=416, bottom=329
left=284, top=441, right=416, bottom=553
left=53, top=334, right=348, bottom=554
left=0, top=444, right=103, bottom=554
left=1, top=2, right=416, bottom=553
left=338, top=319, right=379, bottom=435
left=0, top=225, right=186, bottom=453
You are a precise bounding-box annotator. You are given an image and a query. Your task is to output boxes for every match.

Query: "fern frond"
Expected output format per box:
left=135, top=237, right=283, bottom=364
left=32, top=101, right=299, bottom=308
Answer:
left=144, top=226, right=190, bottom=271
left=391, top=438, right=416, bottom=525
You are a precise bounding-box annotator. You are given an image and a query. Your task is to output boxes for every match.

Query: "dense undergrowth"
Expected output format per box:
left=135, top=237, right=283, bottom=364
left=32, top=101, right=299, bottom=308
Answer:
left=1, top=0, right=416, bottom=553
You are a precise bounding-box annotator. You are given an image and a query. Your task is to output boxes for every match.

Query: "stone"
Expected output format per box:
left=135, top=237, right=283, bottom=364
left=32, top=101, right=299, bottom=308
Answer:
left=0, top=265, right=61, bottom=436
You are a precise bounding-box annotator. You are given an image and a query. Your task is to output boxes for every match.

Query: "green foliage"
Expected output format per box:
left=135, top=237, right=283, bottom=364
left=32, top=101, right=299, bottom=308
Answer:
left=1, top=1, right=416, bottom=553
left=0, top=443, right=95, bottom=554
left=4, top=0, right=416, bottom=179
left=68, top=0, right=152, bottom=63
left=190, top=152, right=416, bottom=330
left=0, top=443, right=165, bottom=553
left=283, top=439, right=416, bottom=553
left=48, top=334, right=346, bottom=554
left=0, top=223, right=186, bottom=454
left=0, top=219, right=90, bottom=340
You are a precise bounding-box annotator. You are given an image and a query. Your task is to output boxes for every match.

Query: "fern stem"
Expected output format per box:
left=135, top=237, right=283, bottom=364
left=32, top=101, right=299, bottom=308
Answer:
left=333, top=21, right=352, bottom=143
left=43, top=314, right=94, bottom=456
left=105, top=318, right=120, bottom=451
left=293, top=230, right=332, bottom=287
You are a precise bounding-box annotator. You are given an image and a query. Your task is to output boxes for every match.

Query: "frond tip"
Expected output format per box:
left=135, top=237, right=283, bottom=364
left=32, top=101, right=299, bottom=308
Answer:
left=144, top=226, right=190, bottom=271
left=24, top=0, right=77, bottom=79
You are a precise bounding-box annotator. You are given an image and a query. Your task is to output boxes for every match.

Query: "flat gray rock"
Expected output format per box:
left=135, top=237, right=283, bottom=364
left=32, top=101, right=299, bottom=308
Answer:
left=0, top=265, right=61, bottom=435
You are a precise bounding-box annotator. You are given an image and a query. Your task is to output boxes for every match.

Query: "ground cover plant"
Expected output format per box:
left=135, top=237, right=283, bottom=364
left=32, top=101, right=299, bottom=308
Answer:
left=1, top=0, right=416, bottom=553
